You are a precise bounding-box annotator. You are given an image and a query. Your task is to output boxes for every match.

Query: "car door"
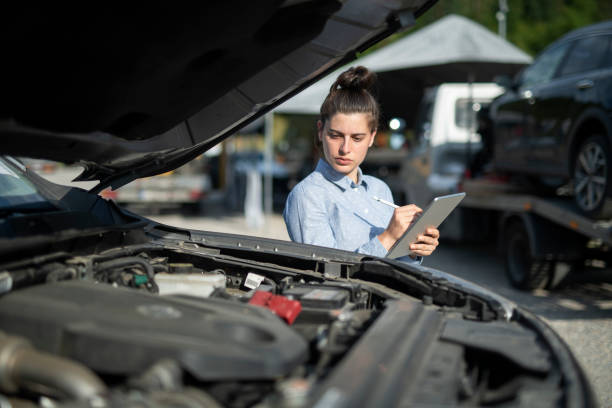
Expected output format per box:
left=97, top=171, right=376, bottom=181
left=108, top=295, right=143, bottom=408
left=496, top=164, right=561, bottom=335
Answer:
left=528, top=35, right=611, bottom=175
left=491, top=82, right=529, bottom=171
left=516, top=42, right=573, bottom=174
left=492, top=43, right=570, bottom=172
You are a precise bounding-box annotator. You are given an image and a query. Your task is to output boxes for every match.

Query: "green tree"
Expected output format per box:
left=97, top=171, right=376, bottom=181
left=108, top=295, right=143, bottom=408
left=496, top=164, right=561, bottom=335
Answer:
left=364, top=0, right=612, bottom=57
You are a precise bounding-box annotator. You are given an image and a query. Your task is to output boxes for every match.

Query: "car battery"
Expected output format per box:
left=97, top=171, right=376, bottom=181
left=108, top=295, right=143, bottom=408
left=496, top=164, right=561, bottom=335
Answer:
left=282, top=286, right=349, bottom=309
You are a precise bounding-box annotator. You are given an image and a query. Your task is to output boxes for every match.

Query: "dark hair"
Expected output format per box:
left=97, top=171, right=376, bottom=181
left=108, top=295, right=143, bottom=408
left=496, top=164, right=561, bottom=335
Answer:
left=316, top=66, right=380, bottom=150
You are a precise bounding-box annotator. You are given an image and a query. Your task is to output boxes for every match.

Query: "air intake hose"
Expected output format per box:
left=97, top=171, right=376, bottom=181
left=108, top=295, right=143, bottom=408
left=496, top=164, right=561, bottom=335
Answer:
left=0, top=331, right=107, bottom=400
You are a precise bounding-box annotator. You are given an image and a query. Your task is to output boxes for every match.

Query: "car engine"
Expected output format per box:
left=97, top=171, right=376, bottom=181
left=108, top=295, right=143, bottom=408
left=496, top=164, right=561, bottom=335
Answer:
left=0, top=241, right=577, bottom=407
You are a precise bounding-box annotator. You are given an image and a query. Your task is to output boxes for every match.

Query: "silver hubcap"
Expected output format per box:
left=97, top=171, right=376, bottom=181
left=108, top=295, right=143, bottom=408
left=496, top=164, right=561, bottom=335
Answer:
left=574, top=141, right=607, bottom=211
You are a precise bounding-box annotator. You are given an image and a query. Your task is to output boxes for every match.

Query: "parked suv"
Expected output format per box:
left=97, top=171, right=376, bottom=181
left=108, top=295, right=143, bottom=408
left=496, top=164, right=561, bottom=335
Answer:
left=490, top=21, right=612, bottom=218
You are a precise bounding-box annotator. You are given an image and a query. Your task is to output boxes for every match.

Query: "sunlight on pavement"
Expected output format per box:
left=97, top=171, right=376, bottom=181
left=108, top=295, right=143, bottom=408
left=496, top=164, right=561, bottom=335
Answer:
left=149, top=214, right=291, bottom=242
left=556, top=299, right=587, bottom=311
left=594, top=300, right=612, bottom=310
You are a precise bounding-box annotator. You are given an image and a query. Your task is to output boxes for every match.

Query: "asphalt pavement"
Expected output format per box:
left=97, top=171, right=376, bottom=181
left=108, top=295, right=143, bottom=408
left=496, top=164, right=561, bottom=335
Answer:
left=150, top=212, right=612, bottom=407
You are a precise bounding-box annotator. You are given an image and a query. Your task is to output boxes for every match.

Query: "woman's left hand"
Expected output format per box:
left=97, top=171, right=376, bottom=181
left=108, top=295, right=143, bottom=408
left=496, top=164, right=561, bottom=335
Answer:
left=409, top=227, right=440, bottom=256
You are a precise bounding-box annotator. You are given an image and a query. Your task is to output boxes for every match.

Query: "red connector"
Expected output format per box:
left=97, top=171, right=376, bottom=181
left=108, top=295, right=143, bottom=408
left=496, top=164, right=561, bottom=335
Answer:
left=249, top=291, right=302, bottom=325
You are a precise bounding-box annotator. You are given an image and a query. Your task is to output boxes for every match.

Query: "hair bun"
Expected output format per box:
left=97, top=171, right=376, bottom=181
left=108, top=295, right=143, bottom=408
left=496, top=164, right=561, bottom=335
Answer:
left=331, top=66, right=376, bottom=93
left=318, top=65, right=380, bottom=140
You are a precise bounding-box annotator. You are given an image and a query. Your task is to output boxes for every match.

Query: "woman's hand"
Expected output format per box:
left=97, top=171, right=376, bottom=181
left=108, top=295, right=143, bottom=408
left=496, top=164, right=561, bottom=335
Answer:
left=377, top=204, right=441, bottom=256
left=377, top=204, right=422, bottom=251
left=409, top=227, right=440, bottom=256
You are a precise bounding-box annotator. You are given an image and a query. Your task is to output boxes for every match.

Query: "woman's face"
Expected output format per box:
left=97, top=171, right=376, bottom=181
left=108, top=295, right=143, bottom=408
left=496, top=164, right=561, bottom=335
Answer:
left=318, top=112, right=376, bottom=183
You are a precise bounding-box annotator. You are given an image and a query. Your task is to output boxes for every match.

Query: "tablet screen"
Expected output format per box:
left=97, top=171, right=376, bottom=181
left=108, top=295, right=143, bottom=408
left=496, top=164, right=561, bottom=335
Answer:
left=386, top=192, right=466, bottom=259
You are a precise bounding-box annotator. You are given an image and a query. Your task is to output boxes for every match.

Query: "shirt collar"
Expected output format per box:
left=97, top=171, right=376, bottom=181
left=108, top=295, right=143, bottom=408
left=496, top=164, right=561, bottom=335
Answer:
left=315, top=158, right=367, bottom=191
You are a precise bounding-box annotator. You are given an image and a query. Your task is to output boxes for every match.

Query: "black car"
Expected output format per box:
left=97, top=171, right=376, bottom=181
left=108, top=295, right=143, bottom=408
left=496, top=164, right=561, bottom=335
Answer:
left=491, top=20, right=612, bottom=218
left=0, top=4, right=596, bottom=408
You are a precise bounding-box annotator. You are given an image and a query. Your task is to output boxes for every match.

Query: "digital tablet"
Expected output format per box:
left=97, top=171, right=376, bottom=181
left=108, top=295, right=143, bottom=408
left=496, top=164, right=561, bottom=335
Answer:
left=386, top=192, right=466, bottom=259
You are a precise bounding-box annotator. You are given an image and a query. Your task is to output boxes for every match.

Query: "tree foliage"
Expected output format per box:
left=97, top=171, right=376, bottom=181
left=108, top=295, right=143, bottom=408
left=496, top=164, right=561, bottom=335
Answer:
left=365, top=0, right=612, bottom=57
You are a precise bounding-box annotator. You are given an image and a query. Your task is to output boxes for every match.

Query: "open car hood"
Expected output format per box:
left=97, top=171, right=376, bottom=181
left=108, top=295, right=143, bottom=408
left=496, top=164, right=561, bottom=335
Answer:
left=0, top=1, right=436, bottom=192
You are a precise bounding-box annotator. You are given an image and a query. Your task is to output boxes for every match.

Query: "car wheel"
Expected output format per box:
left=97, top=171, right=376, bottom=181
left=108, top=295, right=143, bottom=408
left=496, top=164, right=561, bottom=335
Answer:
left=504, top=221, right=550, bottom=290
left=573, top=134, right=612, bottom=219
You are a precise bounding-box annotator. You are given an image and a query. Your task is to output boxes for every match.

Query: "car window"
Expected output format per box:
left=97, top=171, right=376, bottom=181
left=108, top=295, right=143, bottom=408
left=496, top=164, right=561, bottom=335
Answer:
left=558, top=35, right=610, bottom=76
left=0, top=158, right=49, bottom=210
left=602, top=35, right=612, bottom=68
left=521, top=42, right=571, bottom=87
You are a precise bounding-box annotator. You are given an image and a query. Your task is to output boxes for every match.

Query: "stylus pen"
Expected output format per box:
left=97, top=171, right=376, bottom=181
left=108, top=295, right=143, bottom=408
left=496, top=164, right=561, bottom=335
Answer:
left=372, top=196, right=399, bottom=209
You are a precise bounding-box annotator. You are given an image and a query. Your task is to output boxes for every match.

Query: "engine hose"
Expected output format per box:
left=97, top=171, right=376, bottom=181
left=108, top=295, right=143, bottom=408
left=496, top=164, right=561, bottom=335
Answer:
left=263, top=277, right=277, bottom=293
left=93, top=245, right=162, bottom=262
left=94, top=257, right=159, bottom=293
left=0, top=332, right=107, bottom=400
left=94, top=257, right=154, bottom=280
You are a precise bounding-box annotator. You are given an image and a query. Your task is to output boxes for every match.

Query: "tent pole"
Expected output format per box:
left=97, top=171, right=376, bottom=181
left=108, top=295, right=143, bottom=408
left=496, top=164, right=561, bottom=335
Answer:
left=264, top=113, right=274, bottom=214
left=497, top=0, right=509, bottom=39
left=466, top=73, right=475, bottom=178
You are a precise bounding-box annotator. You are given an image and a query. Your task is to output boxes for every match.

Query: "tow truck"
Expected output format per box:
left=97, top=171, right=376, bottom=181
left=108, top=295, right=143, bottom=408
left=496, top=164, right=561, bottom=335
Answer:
left=456, top=175, right=612, bottom=290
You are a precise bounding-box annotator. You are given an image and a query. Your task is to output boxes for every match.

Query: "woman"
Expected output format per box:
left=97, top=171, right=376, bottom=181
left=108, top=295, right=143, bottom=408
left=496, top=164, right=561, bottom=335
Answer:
left=283, top=66, right=439, bottom=260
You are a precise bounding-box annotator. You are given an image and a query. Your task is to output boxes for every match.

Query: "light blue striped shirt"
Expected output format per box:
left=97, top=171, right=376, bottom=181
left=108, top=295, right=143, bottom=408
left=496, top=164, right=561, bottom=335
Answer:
left=284, top=159, right=420, bottom=262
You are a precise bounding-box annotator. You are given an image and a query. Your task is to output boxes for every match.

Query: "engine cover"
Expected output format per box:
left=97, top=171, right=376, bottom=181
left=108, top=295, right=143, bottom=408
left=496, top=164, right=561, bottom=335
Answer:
left=0, top=281, right=308, bottom=380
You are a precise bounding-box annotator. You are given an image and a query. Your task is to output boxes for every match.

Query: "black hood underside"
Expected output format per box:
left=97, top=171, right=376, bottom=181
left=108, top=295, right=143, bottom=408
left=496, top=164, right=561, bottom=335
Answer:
left=0, top=1, right=436, bottom=191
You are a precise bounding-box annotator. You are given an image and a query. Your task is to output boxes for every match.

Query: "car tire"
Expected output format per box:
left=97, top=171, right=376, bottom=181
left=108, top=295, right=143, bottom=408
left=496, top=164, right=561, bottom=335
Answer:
left=504, top=221, right=550, bottom=290
left=573, top=134, right=612, bottom=219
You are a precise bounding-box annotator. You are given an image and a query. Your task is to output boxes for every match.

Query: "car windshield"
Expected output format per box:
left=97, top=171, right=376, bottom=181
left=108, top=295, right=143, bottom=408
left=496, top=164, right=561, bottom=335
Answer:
left=0, top=157, right=51, bottom=211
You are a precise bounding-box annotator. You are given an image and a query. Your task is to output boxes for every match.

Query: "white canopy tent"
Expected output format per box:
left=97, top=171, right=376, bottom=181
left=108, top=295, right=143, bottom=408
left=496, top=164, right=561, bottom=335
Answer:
left=274, top=14, right=532, bottom=116
left=354, top=13, right=532, bottom=73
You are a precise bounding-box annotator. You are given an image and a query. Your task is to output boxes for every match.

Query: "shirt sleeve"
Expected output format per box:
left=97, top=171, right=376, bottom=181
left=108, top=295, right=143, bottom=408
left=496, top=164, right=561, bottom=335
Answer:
left=357, top=232, right=388, bottom=257
left=283, top=184, right=389, bottom=257
left=284, top=184, right=335, bottom=247
left=396, top=255, right=423, bottom=265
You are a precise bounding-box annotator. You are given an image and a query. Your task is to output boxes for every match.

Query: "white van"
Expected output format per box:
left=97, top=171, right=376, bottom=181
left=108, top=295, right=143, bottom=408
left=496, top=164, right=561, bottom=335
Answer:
left=402, top=83, right=504, bottom=207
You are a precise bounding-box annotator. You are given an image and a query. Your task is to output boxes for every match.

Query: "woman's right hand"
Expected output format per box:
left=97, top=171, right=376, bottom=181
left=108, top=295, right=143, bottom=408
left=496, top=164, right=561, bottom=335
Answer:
left=377, top=204, right=422, bottom=251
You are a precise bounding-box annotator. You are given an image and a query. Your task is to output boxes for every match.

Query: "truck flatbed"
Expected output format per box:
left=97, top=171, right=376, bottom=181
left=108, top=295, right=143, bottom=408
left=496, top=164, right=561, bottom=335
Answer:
left=461, top=182, right=612, bottom=244
left=456, top=177, right=612, bottom=289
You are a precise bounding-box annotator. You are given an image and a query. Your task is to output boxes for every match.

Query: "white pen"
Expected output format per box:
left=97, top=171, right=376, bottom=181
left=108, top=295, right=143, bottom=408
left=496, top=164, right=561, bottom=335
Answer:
left=372, top=196, right=399, bottom=209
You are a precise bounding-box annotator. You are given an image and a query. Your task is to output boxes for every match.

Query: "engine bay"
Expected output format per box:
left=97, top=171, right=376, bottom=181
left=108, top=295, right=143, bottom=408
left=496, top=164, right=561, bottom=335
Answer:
left=0, top=242, right=569, bottom=407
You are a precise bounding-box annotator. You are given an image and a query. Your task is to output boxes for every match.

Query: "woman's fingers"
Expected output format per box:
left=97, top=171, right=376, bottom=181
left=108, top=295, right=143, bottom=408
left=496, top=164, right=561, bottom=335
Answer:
left=409, top=244, right=436, bottom=256
left=416, top=232, right=438, bottom=245
left=386, top=205, right=422, bottom=240
left=425, top=227, right=440, bottom=239
left=397, top=204, right=422, bottom=217
left=409, top=227, right=440, bottom=256
left=396, top=205, right=422, bottom=226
